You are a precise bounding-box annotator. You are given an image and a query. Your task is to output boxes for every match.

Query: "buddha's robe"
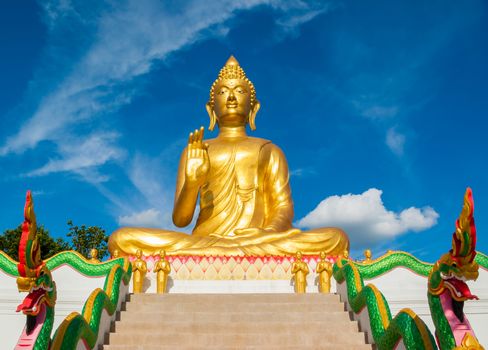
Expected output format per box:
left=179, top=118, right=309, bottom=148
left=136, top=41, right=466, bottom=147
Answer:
left=108, top=137, right=349, bottom=256
left=192, top=137, right=292, bottom=236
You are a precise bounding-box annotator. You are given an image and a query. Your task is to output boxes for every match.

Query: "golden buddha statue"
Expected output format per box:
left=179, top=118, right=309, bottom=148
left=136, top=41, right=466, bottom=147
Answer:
left=363, top=249, right=373, bottom=263
left=153, top=250, right=171, bottom=294
left=132, top=249, right=147, bottom=293
left=88, top=248, right=100, bottom=263
left=291, top=251, right=309, bottom=293
left=316, top=251, right=332, bottom=293
left=109, top=56, right=349, bottom=256
left=111, top=249, right=119, bottom=259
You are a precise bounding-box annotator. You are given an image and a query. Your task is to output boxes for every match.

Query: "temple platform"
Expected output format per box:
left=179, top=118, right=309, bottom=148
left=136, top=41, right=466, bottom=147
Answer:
left=130, top=254, right=337, bottom=293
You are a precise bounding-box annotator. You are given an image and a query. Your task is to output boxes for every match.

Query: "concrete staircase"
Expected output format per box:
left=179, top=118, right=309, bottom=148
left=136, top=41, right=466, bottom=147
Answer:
left=104, top=293, right=371, bottom=349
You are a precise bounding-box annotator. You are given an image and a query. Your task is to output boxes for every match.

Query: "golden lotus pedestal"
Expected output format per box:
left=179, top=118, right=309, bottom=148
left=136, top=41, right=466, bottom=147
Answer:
left=129, top=254, right=339, bottom=294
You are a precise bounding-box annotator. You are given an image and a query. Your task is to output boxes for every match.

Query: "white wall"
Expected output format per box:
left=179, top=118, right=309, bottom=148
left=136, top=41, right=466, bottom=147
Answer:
left=338, top=265, right=488, bottom=346
left=0, top=264, right=120, bottom=350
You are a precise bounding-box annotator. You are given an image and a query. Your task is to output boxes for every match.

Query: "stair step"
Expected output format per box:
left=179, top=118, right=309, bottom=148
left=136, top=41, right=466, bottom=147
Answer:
left=124, top=301, right=345, bottom=312
left=114, top=320, right=360, bottom=333
left=128, top=293, right=341, bottom=303
left=119, top=310, right=351, bottom=323
left=107, top=332, right=368, bottom=347
left=104, top=345, right=372, bottom=350
left=105, top=293, right=369, bottom=349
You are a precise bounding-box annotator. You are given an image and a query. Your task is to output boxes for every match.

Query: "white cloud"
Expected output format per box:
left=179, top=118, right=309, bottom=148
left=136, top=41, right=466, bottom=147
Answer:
left=25, top=132, right=124, bottom=179
left=110, top=150, right=186, bottom=230
left=118, top=208, right=162, bottom=227
left=290, top=167, right=317, bottom=177
left=386, top=127, right=406, bottom=156
left=361, top=105, right=398, bottom=119
left=296, top=188, right=439, bottom=248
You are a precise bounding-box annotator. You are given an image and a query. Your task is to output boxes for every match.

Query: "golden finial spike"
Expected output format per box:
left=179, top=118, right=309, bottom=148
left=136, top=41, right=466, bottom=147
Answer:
left=226, top=55, right=239, bottom=66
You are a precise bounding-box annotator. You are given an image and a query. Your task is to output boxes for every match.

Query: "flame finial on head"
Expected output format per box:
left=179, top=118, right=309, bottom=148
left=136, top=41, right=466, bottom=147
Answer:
left=453, top=187, right=477, bottom=263
left=17, top=191, right=43, bottom=278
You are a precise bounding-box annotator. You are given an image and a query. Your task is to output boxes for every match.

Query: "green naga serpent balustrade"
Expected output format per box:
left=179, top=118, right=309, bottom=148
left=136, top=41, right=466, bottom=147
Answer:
left=333, top=187, right=486, bottom=350
left=1, top=191, right=132, bottom=350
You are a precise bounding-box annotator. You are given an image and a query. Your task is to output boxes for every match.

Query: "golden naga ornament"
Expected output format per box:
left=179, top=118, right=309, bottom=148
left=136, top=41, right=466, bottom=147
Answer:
left=109, top=56, right=349, bottom=256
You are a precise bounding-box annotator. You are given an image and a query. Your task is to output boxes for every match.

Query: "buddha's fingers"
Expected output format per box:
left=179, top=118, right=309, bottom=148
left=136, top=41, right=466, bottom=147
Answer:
left=187, top=132, right=194, bottom=158
left=198, top=126, right=205, bottom=147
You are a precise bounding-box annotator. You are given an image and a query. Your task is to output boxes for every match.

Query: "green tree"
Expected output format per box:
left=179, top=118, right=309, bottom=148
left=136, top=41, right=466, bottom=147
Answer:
left=0, top=225, right=70, bottom=261
left=66, top=220, right=109, bottom=259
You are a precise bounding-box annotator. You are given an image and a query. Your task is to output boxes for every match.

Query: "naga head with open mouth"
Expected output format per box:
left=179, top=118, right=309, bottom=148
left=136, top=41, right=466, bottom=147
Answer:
left=15, top=191, right=57, bottom=346
left=428, top=188, right=483, bottom=349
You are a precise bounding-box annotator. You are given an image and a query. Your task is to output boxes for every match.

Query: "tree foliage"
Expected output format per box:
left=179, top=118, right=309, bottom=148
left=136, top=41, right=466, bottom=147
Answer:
left=0, top=220, right=109, bottom=261
left=66, top=220, right=109, bottom=260
left=0, top=225, right=70, bottom=261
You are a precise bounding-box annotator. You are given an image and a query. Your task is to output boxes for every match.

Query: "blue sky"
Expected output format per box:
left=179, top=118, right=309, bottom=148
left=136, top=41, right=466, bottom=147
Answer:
left=0, top=0, right=487, bottom=261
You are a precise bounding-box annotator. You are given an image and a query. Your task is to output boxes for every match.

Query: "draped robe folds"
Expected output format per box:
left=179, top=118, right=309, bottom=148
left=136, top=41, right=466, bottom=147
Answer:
left=108, top=137, right=349, bottom=256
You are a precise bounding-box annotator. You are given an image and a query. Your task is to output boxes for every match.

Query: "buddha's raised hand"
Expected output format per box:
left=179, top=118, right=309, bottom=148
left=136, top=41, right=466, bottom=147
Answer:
left=185, top=126, right=210, bottom=187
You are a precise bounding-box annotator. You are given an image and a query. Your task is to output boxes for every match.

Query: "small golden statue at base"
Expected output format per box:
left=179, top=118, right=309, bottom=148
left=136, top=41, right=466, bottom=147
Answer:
left=88, top=248, right=100, bottom=263
left=111, top=249, right=119, bottom=259
left=108, top=56, right=349, bottom=257
left=132, top=249, right=147, bottom=294
left=364, top=249, right=373, bottom=263
left=291, top=251, right=309, bottom=293
left=153, top=250, right=171, bottom=294
left=316, top=251, right=332, bottom=293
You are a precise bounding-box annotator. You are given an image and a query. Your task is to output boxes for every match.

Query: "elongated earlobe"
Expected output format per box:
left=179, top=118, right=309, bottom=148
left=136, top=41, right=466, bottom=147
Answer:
left=206, top=103, right=217, bottom=131
left=249, top=101, right=261, bottom=131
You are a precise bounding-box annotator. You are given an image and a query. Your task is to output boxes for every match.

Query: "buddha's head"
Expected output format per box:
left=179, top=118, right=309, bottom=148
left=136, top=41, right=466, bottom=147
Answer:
left=364, top=249, right=372, bottom=260
left=159, top=250, right=166, bottom=259
left=135, top=249, right=142, bottom=259
left=90, top=248, right=98, bottom=259
left=296, top=251, right=303, bottom=261
left=207, top=55, right=260, bottom=131
left=320, top=251, right=326, bottom=260
left=112, top=249, right=119, bottom=258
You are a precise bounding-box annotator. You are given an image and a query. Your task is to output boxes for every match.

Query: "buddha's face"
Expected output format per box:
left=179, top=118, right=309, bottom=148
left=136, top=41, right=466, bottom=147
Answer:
left=213, top=78, right=252, bottom=127
left=90, top=249, right=98, bottom=259
left=136, top=249, right=142, bottom=259
left=296, top=251, right=302, bottom=260
left=320, top=251, right=326, bottom=260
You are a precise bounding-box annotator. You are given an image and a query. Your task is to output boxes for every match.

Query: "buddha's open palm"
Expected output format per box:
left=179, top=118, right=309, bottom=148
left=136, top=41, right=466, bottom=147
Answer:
left=185, top=126, right=209, bottom=187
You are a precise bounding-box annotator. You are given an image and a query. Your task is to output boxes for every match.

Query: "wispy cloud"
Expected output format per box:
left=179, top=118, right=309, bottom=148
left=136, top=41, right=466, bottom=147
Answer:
left=385, top=127, right=406, bottom=156
left=1, top=0, right=331, bottom=157
left=0, top=0, right=335, bottom=227
left=25, top=132, right=124, bottom=179
left=290, top=167, right=317, bottom=177
left=296, top=188, right=439, bottom=249
left=360, top=105, right=398, bottom=120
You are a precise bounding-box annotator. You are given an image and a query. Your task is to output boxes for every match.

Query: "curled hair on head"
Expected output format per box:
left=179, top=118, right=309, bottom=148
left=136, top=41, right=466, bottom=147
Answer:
left=207, top=56, right=257, bottom=110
